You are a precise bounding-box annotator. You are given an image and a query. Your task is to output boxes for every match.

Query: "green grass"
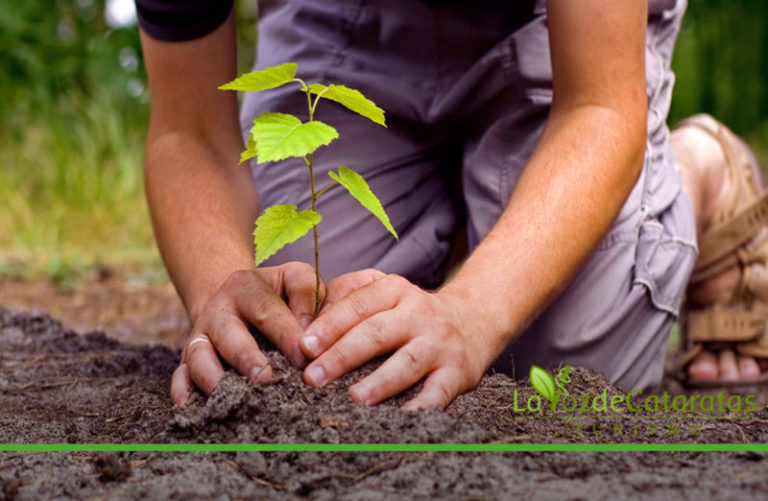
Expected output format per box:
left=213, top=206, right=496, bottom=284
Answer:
left=0, top=89, right=160, bottom=276
left=669, top=0, right=768, bottom=168
left=0, top=0, right=257, bottom=280
left=2, top=0, right=768, bottom=282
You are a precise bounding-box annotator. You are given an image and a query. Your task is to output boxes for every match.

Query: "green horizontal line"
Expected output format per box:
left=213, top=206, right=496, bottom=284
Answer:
left=1, top=443, right=767, bottom=453
left=492, top=413, right=758, bottom=421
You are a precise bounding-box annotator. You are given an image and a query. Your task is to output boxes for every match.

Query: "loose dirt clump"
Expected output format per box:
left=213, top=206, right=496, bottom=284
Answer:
left=2, top=306, right=768, bottom=500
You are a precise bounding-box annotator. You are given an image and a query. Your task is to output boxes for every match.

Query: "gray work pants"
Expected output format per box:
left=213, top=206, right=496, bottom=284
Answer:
left=241, top=0, right=697, bottom=390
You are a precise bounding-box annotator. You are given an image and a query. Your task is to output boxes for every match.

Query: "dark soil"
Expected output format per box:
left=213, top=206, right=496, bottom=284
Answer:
left=0, top=269, right=189, bottom=349
left=2, top=306, right=768, bottom=500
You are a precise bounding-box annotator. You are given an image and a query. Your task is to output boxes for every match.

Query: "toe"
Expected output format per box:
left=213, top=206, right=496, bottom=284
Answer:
left=718, top=349, right=740, bottom=381
left=737, top=356, right=761, bottom=380
left=688, top=350, right=719, bottom=380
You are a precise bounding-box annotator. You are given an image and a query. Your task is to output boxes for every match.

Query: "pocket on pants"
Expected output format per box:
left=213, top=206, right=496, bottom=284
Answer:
left=632, top=190, right=698, bottom=316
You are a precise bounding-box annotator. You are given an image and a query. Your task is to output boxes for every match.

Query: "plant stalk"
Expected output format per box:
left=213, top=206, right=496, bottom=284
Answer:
left=304, top=86, right=322, bottom=317
left=308, top=152, right=321, bottom=317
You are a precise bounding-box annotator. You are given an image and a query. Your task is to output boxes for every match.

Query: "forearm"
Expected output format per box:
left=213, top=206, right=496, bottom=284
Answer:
left=438, top=105, right=646, bottom=366
left=140, top=13, right=259, bottom=322
left=436, top=0, right=647, bottom=370
left=145, top=130, right=259, bottom=322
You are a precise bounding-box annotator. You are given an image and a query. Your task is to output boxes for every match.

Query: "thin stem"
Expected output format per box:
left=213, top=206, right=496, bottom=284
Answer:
left=310, top=87, right=329, bottom=117
left=303, top=86, right=322, bottom=317
left=307, top=92, right=315, bottom=121
left=308, top=152, right=321, bottom=317
left=293, top=78, right=315, bottom=120
left=315, top=179, right=339, bottom=200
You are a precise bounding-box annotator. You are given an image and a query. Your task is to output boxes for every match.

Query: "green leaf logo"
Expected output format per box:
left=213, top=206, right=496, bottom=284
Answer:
left=219, top=62, right=298, bottom=92
left=252, top=204, right=322, bottom=267
left=529, top=365, right=557, bottom=403
left=250, top=113, right=338, bottom=163
left=329, top=166, right=398, bottom=240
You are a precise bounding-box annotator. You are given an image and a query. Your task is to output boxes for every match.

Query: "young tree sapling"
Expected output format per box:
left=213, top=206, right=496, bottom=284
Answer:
left=219, top=63, right=398, bottom=316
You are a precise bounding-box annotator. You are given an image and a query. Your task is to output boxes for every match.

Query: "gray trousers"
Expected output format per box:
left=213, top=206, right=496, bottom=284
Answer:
left=242, top=0, right=697, bottom=390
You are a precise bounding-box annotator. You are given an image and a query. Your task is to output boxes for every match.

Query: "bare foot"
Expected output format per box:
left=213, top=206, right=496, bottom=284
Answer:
left=688, top=348, right=761, bottom=382
left=673, top=118, right=765, bottom=383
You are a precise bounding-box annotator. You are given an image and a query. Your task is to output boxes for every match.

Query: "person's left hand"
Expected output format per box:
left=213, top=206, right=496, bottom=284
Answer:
left=298, top=270, right=492, bottom=410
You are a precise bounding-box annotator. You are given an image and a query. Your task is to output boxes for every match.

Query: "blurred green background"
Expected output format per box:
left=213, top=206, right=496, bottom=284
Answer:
left=1, top=0, right=767, bottom=277
left=0, top=0, right=256, bottom=277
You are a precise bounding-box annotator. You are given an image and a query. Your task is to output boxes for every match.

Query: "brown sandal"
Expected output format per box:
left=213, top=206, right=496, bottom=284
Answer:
left=675, top=114, right=768, bottom=386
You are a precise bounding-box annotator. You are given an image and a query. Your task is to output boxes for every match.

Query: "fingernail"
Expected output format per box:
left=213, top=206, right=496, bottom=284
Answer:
left=299, top=315, right=313, bottom=330
left=320, top=302, right=332, bottom=314
left=248, top=366, right=265, bottom=385
left=305, top=364, right=327, bottom=386
left=303, top=334, right=321, bottom=357
left=350, top=382, right=371, bottom=405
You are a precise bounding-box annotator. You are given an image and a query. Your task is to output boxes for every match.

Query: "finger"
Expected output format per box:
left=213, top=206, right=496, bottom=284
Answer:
left=170, top=363, right=192, bottom=405
left=304, top=309, right=407, bottom=387
left=346, top=338, right=436, bottom=406
left=185, top=334, right=225, bottom=395
left=301, top=274, right=409, bottom=358
left=281, top=262, right=327, bottom=329
left=402, top=367, right=460, bottom=411
left=718, top=348, right=739, bottom=381
left=323, top=269, right=386, bottom=309
left=205, top=313, right=273, bottom=384
left=232, top=275, right=306, bottom=366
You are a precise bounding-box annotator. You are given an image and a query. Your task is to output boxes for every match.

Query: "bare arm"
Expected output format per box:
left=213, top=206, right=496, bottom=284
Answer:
left=142, top=12, right=255, bottom=320
left=298, top=0, right=648, bottom=409
left=438, top=0, right=649, bottom=359
left=141, top=12, right=323, bottom=404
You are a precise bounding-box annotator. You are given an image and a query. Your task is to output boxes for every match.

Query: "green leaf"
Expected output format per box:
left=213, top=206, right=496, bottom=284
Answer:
left=308, top=84, right=386, bottom=127
left=240, top=135, right=258, bottom=164
left=328, top=166, right=398, bottom=240
left=529, top=365, right=557, bottom=403
left=252, top=204, right=322, bottom=267
left=219, top=62, right=298, bottom=92
left=250, top=112, right=338, bottom=163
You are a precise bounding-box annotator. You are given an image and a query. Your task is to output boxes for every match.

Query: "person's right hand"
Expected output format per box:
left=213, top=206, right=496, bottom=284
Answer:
left=170, top=261, right=326, bottom=405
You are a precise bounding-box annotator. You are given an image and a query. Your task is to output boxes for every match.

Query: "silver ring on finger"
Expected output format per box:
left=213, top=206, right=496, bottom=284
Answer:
left=184, top=334, right=212, bottom=360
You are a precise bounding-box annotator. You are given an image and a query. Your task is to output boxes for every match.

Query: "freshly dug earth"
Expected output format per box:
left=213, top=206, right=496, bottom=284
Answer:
left=2, top=306, right=768, bottom=500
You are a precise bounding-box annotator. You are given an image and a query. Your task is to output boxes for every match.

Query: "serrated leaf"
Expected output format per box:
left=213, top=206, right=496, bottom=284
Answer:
left=219, top=62, right=298, bottom=92
left=308, top=84, right=386, bottom=127
left=240, top=135, right=258, bottom=164
left=328, top=166, right=398, bottom=240
left=529, top=365, right=557, bottom=403
left=250, top=112, right=338, bottom=163
left=253, top=205, right=322, bottom=267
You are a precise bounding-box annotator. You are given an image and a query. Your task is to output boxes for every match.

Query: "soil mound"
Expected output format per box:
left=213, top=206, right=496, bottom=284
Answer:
left=2, top=306, right=768, bottom=500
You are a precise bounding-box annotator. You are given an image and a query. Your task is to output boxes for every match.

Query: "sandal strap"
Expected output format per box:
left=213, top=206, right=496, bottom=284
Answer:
left=687, top=309, right=765, bottom=343
left=676, top=114, right=767, bottom=275
left=736, top=342, right=768, bottom=359
left=696, top=193, right=768, bottom=272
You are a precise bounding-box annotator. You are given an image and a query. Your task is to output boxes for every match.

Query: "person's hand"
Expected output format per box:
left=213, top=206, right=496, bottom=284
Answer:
left=298, top=270, right=493, bottom=410
left=171, top=262, right=326, bottom=405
